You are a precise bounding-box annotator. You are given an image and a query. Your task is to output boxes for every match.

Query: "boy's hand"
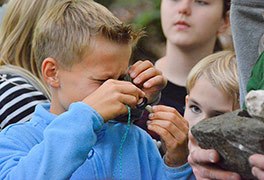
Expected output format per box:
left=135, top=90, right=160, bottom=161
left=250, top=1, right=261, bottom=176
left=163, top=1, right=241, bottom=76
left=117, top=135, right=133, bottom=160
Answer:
left=128, top=60, right=167, bottom=104
left=188, top=133, right=241, bottom=180
left=147, top=105, right=189, bottom=167
left=249, top=154, right=264, bottom=179
left=82, top=79, right=145, bottom=122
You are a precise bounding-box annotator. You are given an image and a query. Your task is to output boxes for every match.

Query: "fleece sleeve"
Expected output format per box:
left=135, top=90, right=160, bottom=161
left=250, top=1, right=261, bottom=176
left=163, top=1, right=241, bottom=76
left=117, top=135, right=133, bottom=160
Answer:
left=0, top=102, right=103, bottom=179
left=163, top=162, right=195, bottom=180
left=143, top=134, right=194, bottom=179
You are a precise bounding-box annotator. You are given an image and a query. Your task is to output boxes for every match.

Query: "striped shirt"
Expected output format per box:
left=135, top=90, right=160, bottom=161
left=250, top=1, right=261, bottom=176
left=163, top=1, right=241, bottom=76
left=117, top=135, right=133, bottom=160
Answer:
left=0, top=73, right=49, bottom=129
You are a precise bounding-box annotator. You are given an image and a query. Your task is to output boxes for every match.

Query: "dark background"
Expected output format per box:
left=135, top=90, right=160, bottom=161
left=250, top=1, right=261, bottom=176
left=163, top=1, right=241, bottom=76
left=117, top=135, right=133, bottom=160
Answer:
left=95, top=0, right=165, bottom=63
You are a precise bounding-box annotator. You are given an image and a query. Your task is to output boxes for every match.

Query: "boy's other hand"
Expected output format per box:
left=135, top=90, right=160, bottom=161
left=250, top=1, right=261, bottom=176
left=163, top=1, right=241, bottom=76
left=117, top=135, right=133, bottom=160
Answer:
left=128, top=60, right=167, bottom=104
left=147, top=105, right=189, bottom=167
left=188, top=133, right=241, bottom=180
left=82, top=79, right=145, bottom=122
left=249, top=154, right=264, bottom=179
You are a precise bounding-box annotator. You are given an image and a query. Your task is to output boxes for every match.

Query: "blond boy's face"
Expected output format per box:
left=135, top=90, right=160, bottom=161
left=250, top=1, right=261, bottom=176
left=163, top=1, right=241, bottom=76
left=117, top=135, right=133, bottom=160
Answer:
left=48, top=37, right=131, bottom=114
left=184, top=75, right=235, bottom=129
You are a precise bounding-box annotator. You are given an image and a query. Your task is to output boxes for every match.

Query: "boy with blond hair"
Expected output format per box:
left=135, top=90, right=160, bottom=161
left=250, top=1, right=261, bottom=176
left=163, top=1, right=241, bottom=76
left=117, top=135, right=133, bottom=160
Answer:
left=185, top=50, right=240, bottom=178
left=185, top=50, right=240, bottom=128
left=148, top=51, right=239, bottom=178
left=0, top=0, right=192, bottom=179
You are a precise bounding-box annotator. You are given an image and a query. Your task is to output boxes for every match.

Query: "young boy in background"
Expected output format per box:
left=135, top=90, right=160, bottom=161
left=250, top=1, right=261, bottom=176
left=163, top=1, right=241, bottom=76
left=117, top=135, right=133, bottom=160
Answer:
left=148, top=50, right=239, bottom=178
left=184, top=51, right=240, bottom=128
left=0, top=0, right=193, bottom=179
left=185, top=51, right=240, bottom=177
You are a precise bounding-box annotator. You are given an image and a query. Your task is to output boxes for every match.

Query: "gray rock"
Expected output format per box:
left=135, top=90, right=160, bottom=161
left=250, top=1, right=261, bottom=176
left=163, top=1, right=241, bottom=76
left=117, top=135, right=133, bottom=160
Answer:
left=191, top=110, right=264, bottom=180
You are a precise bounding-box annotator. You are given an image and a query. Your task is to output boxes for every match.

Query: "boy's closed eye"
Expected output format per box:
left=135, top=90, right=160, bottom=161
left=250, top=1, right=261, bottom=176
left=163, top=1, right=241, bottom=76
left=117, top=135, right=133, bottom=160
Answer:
left=95, top=74, right=128, bottom=84
left=118, top=74, right=132, bottom=82
left=94, top=79, right=107, bottom=84
left=117, top=75, right=126, bottom=81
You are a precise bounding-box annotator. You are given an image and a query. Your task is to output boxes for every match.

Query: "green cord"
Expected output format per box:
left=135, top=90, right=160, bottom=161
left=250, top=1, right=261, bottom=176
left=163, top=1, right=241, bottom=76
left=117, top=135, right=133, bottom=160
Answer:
left=113, top=105, right=131, bottom=180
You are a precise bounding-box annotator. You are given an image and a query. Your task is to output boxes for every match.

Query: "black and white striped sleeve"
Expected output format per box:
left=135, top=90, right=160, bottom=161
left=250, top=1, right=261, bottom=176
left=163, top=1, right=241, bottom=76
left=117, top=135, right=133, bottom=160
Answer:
left=0, top=74, right=49, bottom=129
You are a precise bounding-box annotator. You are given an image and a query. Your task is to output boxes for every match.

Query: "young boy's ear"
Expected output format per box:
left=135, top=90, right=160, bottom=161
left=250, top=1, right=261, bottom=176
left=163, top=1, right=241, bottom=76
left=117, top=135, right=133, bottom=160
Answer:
left=42, top=58, right=60, bottom=88
left=185, top=95, right=189, bottom=105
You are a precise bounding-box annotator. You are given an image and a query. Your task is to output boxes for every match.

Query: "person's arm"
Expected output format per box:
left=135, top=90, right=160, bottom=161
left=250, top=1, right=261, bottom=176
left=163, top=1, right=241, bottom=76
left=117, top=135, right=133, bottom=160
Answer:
left=0, top=102, right=103, bottom=179
left=163, top=162, right=195, bottom=180
left=147, top=105, right=189, bottom=167
left=127, top=60, right=167, bottom=105
left=141, top=129, right=194, bottom=180
left=0, top=74, right=49, bottom=129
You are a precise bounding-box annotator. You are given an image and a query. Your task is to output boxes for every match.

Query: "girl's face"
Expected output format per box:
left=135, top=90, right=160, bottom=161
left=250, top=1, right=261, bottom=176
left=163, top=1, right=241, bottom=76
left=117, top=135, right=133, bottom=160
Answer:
left=161, top=0, right=229, bottom=49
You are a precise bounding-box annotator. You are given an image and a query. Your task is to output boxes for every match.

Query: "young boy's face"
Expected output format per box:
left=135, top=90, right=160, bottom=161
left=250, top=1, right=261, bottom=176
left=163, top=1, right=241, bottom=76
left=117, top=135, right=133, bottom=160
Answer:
left=184, top=75, right=236, bottom=128
left=48, top=37, right=132, bottom=114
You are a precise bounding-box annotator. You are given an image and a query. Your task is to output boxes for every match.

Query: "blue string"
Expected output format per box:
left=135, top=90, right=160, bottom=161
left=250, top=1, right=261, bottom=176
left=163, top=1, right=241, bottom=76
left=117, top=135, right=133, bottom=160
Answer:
left=113, top=105, right=131, bottom=180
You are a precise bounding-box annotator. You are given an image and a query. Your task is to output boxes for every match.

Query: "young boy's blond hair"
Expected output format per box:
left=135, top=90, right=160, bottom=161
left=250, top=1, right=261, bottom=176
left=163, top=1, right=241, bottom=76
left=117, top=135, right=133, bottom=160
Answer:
left=0, top=1, right=192, bottom=179
left=186, top=51, right=239, bottom=109
left=32, top=0, right=143, bottom=72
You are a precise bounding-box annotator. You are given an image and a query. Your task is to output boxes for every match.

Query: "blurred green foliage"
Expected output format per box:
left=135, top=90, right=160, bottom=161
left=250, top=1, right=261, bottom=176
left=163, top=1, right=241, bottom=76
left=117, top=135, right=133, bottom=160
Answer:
left=95, top=0, right=165, bottom=62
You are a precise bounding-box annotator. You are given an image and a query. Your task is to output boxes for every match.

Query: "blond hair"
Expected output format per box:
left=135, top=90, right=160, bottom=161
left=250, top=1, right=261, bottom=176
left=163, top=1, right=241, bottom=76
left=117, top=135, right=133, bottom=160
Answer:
left=186, top=51, right=239, bottom=109
left=0, top=0, right=61, bottom=99
left=0, top=0, right=58, bottom=78
left=32, top=0, right=144, bottom=72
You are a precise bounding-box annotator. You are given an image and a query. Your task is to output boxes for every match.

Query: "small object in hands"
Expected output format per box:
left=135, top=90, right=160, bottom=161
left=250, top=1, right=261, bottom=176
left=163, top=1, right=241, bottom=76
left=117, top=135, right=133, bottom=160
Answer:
left=123, top=72, right=152, bottom=113
left=136, top=97, right=148, bottom=110
left=136, top=97, right=153, bottom=113
left=145, top=105, right=153, bottom=113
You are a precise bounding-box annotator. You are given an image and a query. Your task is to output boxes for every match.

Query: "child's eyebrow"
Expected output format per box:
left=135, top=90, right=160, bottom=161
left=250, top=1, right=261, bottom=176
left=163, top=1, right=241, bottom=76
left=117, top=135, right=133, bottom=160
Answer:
left=189, top=99, right=200, bottom=106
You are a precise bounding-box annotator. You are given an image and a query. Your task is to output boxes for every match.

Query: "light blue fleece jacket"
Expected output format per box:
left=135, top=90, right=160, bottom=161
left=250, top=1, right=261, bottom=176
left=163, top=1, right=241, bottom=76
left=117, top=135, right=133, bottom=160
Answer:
left=0, top=102, right=194, bottom=179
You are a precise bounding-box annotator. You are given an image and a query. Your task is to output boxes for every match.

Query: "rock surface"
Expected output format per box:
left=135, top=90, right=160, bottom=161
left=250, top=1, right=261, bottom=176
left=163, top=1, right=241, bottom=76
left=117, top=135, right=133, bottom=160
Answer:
left=245, top=90, right=264, bottom=119
left=191, top=110, right=264, bottom=180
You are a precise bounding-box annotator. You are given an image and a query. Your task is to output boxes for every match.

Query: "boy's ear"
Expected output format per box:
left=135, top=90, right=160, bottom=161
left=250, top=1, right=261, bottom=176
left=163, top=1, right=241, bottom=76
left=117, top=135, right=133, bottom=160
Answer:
left=217, top=11, right=230, bottom=34
left=42, top=58, right=60, bottom=88
left=185, top=95, right=189, bottom=105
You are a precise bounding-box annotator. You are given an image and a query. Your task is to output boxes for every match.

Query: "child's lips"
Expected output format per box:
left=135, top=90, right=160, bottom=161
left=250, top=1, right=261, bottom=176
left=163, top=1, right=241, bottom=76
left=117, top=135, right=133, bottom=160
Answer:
left=176, top=20, right=190, bottom=26
left=174, top=21, right=190, bottom=30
